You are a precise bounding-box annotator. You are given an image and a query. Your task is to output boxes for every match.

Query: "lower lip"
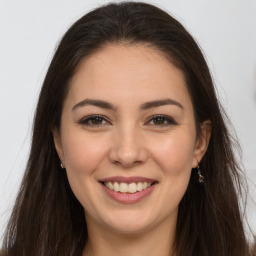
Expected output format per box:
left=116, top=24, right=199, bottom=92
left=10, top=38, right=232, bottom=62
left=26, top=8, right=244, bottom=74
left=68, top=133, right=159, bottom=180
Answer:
left=101, top=183, right=156, bottom=204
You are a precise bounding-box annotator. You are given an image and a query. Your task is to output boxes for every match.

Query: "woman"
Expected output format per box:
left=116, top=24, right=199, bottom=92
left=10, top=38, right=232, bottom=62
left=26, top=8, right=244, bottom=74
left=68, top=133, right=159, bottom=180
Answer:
left=1, top=2, right=251, bottom=256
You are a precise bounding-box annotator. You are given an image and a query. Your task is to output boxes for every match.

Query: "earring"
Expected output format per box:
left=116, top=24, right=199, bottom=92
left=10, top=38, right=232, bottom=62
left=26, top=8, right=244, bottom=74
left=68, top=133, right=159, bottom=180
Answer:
left=60, top=162, right=64, bottom=169
left=197, top=165, right=204, bottom=183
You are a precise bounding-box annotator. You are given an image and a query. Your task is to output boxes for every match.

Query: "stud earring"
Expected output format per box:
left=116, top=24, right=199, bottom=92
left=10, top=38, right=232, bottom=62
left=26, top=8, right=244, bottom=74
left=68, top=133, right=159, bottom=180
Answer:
left=60, top=162, right=64, bottom=169
left=197, top=165, right=204, bottom=183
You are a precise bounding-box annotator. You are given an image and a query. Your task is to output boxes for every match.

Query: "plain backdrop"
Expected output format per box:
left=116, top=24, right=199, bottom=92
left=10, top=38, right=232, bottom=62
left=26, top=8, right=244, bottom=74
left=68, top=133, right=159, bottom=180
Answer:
left=1, top=0, right=256, bottom=244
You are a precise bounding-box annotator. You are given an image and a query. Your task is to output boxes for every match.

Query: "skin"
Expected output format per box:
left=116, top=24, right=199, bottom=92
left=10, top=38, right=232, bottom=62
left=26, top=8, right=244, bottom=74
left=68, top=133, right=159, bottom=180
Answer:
left=53, top=44, right=211, bottom=256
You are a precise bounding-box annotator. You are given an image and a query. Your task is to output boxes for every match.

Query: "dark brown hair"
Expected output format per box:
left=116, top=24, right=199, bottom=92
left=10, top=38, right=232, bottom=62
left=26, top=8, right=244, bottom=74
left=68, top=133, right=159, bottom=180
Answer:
left=251, top=236, right=256, bottom=256
left=1, top=2, right=250, bottom=255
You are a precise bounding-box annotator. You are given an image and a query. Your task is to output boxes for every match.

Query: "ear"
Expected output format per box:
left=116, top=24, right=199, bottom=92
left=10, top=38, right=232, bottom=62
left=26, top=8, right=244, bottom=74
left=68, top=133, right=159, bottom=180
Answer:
left=52, top=128, right=65, bottom=167
left=192, top=120, right=212, bottom=168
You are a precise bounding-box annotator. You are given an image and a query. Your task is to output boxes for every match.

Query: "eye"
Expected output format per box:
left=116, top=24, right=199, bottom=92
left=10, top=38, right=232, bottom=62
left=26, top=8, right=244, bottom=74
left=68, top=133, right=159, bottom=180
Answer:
left=79, top=115, right=110, bottom=127
left=146, top=115, right=177, bottom=127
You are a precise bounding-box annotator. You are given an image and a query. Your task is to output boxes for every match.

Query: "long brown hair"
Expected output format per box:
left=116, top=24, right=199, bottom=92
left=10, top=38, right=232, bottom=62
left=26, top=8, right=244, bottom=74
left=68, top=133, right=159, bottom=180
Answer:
left=1, top=2, right=250, bottom=255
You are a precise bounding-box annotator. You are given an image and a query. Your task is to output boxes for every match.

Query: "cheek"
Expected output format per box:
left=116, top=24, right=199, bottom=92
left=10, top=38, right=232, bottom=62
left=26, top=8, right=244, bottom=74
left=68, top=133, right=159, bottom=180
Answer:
left=149, top=130, right=196, bottom=177
left=148, top=131, right=195, bottom=213
left=61, top=131, right=110, bottom=208
left=62, top=131, right=108, bottom=172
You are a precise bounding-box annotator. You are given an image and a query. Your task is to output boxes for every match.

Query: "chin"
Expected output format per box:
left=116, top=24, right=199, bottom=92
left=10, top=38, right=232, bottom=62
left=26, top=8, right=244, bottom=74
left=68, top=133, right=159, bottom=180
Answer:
left=108, top=221, right=152, bottom=235
left=99, top=209, right=161, bottom=235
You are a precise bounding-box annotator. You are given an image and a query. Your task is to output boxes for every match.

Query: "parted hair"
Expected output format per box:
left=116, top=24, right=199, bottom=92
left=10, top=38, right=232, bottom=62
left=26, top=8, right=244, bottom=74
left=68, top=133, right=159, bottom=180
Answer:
left=1, top=2, right=250, bottom=256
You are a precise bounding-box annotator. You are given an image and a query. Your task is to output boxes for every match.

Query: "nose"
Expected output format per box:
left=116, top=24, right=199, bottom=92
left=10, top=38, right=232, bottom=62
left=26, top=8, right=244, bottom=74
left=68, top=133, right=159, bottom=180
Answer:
left=108, top=127, right=148, bottom=168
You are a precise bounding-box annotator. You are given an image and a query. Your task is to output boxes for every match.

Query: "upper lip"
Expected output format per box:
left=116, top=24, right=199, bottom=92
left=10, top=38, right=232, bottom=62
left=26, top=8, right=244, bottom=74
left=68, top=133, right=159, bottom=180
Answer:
left=99, top=176, right=158, bottom=184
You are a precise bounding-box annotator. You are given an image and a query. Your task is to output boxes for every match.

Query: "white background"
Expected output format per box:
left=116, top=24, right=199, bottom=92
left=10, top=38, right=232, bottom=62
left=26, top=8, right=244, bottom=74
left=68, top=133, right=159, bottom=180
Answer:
left=1, top=0, right=256, bottom=244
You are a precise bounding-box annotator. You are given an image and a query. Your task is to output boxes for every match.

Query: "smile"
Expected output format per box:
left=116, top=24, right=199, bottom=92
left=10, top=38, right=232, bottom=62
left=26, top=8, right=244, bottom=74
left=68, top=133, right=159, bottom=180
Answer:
left=99, top=176, right=158, bottom=204
left=104, top=181, right=153, bottom=194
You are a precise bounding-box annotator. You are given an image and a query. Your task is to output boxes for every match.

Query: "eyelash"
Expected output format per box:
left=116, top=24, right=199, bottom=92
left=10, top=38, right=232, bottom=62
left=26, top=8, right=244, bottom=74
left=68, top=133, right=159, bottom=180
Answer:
left=146, top=114, right=177, bottom=127
left=79, top=115, right=110, bottom=127
left=78, top=114, right=177, bottom=128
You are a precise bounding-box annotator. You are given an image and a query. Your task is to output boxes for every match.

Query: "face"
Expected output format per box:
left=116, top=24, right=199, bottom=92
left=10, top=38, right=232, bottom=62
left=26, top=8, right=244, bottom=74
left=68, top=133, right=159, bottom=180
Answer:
left=53, top=44, right=210, bottom=235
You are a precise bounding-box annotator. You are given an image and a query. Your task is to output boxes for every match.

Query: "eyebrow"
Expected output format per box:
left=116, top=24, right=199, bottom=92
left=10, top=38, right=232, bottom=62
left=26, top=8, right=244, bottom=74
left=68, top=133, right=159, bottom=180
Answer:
left=140, top=98, right=184, bottom=111
left=72, top=99, right=116, bottom=111
left=72, top=98, right=183, bottom=111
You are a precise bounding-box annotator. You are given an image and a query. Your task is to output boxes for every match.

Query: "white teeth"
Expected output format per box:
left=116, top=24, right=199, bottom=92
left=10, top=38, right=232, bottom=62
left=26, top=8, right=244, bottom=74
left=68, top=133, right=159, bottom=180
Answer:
left=128, top=183, right=137, bottom=193
left=113, top=182, right=120, bottom=192
left=120, top=183, right=128, bottom=193
left=104, top=181, right=153, bottom=193
left=109, top=182, right=114, bottom=190
left=137, top=182, right=143, bottom=191
left=105, top=182, right=114, bottom=190
left=142, top=182, right=148, bottom=189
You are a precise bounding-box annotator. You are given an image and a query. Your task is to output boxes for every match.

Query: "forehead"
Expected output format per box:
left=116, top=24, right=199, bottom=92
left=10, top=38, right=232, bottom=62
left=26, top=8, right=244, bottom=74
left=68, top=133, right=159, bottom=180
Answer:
left=66, top=43, right=192, bottom=110
left=74, top=43, right=182, bottom=81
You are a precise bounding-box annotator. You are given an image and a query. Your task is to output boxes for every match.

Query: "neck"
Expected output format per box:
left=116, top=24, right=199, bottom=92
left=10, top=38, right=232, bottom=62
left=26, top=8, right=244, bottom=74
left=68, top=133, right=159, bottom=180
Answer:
left=83, top=216, right=176, bottom=256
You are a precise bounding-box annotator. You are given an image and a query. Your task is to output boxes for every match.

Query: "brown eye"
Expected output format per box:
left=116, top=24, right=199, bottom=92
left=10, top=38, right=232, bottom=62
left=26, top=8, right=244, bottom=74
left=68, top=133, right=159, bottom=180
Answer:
left=152, top=116, right=167, bottom=125
left=89, top=116, right=105, bottom=125
left=147, top=115, right=177, bottom=126
left=79, top=115, right=109, bottom=126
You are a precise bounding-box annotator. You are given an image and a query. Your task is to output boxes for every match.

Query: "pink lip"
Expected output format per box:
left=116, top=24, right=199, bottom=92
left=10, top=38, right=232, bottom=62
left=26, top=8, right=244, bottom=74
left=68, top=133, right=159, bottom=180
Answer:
left=99, top=176, right=158, bottom=204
